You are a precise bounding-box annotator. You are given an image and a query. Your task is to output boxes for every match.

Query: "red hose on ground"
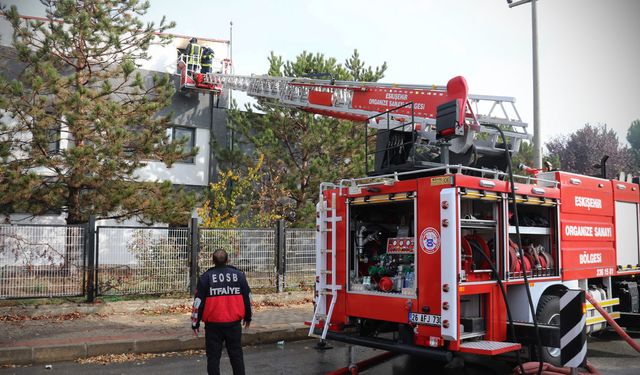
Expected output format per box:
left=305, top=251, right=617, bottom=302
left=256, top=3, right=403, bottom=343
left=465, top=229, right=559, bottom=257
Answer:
left=513, top=293, right=640, bottom=374
left=585, top=291, right=640, bottom=353
left=513, top=361, right=601, bottom=375
left=325, top=351, right=397, bottom=375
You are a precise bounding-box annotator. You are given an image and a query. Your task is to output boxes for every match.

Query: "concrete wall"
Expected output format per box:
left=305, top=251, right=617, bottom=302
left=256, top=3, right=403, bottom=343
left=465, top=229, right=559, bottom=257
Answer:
left=136, top=127, right=210, bottom=186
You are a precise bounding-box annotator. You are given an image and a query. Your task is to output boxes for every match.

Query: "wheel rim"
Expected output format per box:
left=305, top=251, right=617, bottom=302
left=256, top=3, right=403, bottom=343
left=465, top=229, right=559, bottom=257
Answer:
left=546, top=313, right=561, bottom=358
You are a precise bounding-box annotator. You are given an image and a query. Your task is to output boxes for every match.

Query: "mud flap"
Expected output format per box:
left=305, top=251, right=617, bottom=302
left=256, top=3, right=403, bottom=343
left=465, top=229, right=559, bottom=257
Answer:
left=560, top=289, right=587, bottom=368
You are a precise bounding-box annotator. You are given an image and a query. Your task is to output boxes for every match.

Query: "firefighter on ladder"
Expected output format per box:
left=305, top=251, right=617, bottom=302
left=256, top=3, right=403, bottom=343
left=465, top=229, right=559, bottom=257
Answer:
left=185, top=37, right=202, bottom=75
left=201, top=47, right=214, bottom=74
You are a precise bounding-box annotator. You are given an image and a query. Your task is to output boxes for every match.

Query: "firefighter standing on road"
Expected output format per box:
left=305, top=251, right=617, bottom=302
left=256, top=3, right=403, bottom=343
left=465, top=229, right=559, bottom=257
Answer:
left=185, top=37, right=202, bottom=74
left=192, top=250, right=252, bottom=375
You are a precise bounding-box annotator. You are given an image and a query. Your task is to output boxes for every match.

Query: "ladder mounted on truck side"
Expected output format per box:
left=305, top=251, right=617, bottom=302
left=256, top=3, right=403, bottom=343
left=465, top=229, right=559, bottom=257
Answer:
left=309, top=190, right=342, bottom=340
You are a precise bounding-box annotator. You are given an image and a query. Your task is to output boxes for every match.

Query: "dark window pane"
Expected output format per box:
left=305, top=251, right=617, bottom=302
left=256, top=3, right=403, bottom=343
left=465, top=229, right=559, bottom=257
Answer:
left=173, top=126, right=195, bottom=163
left=47, top=127, right=60, bottom=154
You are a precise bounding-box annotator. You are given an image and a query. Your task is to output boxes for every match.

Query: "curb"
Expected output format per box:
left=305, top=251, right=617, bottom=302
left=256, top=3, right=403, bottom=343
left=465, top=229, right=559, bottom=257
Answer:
left=0, top=323, right=310, bottom=366
left=0, top=292, right=312, bottom=319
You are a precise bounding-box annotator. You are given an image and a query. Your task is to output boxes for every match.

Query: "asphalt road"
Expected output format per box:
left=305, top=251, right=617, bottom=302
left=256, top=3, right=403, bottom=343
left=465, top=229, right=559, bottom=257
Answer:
left=2, top=331, right=639, bottom=375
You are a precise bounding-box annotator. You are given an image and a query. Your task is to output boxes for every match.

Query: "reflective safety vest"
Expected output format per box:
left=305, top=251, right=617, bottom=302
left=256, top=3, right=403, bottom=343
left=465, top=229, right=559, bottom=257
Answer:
left=186, top=43, right=202, bottom=65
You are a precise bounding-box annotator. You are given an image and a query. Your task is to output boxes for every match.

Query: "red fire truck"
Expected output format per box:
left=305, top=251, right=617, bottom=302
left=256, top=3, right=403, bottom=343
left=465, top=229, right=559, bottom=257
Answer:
left=179, top=65, right=640, bottom=368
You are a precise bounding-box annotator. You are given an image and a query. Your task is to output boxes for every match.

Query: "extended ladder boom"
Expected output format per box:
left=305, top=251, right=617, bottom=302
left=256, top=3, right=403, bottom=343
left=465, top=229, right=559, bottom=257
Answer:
left=202, top=73, right=530, bottom=156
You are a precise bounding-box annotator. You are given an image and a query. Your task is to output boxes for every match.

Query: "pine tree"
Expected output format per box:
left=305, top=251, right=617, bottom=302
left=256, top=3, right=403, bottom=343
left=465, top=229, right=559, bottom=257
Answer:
left=215, top=50, right=387, bottom=227
left=512, top=140, right=534, bottom=168
left=0, top=1, right=197, bottom=225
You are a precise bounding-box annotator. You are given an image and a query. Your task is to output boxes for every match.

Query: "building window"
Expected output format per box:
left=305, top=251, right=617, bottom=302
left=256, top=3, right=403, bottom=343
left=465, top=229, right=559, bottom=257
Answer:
left=47, top=126, right=60, bottom=154
left=172, top=126, right=195, bottom=163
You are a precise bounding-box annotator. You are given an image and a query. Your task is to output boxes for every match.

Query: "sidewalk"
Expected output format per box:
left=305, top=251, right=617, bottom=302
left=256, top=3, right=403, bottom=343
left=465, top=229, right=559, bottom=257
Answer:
left=0, top=292, right=313, bottom=366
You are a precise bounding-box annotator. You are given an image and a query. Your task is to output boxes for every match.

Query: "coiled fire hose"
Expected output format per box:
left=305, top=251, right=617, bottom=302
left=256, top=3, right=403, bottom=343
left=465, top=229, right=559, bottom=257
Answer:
left=514, top=292, right=640, bottom=374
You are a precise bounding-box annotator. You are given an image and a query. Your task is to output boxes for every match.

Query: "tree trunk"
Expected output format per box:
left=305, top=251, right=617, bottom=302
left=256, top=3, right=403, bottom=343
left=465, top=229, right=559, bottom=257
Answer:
left=67, top=187, right=84, bottom=225
left=64, top=187, right=85, bottom=279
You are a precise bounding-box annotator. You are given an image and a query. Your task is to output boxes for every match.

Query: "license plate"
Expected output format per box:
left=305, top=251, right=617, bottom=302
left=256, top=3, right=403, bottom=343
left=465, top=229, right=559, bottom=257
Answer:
left=409, top=313, right=441, bottom=326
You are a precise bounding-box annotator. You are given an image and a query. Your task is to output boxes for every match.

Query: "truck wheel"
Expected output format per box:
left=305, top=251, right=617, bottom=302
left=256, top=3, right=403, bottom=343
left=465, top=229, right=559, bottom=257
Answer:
left=536, top=294, right=561, bottom=366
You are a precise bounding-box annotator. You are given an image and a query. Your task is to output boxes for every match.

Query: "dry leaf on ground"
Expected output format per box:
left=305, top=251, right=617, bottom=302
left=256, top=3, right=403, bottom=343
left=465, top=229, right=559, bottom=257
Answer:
left=0, top=312, right=94, bottom=322
left=76, top=350, right=205, bottom=365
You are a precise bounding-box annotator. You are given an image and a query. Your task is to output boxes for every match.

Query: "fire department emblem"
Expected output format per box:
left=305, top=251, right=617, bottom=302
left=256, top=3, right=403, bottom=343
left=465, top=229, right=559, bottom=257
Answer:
left=420, top=227, right=440, bottom=254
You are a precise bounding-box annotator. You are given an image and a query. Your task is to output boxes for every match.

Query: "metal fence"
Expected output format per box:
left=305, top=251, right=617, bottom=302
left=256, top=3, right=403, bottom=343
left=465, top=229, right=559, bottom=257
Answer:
left=284, top=229, right=315, bottom=290
left=96, top=226, right=190, bottom=295
left=199, top=229, right=277, bottom=290
left=0, top=224, right=85, bottom=299
left=0, top=221, right=316, bottom=300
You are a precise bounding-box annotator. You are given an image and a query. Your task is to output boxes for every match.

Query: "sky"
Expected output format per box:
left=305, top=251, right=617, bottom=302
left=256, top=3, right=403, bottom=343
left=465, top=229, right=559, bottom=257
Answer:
left=2, top=0, right=640, bottom=147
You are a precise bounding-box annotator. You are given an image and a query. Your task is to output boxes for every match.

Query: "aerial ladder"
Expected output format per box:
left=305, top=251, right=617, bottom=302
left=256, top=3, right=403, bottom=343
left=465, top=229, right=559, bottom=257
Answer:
left=178, top=61, right=531, bottom=168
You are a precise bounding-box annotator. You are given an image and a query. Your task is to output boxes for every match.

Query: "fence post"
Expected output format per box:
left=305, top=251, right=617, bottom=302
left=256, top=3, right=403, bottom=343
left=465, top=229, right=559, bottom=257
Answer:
left=85, top=215, right=96, bottom=303
left=275, top=219, right=286, bottom=292
left=189, top=217, right=200, bottom=295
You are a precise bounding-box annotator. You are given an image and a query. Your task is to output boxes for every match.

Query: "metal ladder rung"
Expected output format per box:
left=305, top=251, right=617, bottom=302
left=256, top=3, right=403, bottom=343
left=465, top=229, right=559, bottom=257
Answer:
left=324, top=216, right=342, bottom=222
left=320, top=270, right=332, bottom=275
left=321, top=249, right=332, bottom=254
left=320, top=286, right=342, bottom=293
left=318, top=291, right=332, bottom=296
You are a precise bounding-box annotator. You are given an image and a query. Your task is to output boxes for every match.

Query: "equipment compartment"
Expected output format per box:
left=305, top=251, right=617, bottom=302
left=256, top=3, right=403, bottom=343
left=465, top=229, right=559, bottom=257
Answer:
left=507, top=198, right=559, bottom=279
left=460, top=294, right=486, bottom=339
left=348, top=196, right=416, bottom=295
left=459, top=189, right=502, bottom=282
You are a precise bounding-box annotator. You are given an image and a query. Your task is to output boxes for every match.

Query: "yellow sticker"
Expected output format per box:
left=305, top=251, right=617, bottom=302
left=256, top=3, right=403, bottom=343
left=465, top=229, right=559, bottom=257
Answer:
left=431, top=176, right=453, bottom=186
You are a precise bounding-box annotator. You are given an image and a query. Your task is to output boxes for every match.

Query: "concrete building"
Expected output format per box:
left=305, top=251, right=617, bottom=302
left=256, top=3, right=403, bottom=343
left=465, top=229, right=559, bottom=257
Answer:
left=0, top=17, right=231, bottom=225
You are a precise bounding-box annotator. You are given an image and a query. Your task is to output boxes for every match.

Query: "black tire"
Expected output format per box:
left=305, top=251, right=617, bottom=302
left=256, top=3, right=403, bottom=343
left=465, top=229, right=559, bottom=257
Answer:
left=536, top=294, right=561, bottom=366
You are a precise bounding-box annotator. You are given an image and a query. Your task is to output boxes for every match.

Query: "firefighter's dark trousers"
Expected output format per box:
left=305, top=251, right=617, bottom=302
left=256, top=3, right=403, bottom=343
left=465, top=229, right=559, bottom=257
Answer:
left=205, top=321, right=245, bottom=375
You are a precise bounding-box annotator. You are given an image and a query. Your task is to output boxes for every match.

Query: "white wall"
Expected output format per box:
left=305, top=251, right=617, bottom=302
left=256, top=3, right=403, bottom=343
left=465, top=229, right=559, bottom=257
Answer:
left=6, top=213, right=171, bottom=226
left=7, top=213, right=66, bottom=225
left=135, top=127, right=210, bottom=187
